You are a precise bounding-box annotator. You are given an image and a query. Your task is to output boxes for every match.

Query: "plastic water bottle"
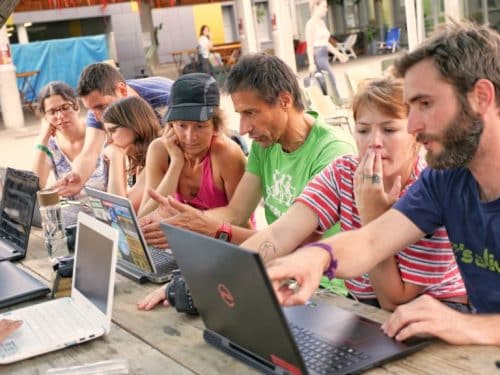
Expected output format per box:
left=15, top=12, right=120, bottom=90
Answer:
left=37, top=189, right=69, bottom=263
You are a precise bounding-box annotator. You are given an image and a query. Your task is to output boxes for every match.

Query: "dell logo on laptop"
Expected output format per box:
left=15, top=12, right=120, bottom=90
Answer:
left=217, top=283, right=235, bottom=308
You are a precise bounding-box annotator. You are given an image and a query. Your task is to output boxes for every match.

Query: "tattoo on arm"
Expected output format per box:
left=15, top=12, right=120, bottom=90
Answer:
left=259, top=241, right=277, bottom=261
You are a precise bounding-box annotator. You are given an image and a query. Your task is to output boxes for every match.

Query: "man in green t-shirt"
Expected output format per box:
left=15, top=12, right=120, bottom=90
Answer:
left=142, top=53, right=355, bottom=247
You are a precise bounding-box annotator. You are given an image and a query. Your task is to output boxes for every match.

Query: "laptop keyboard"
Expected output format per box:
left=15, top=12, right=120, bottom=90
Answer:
left=1, top=300, right=95, bottom=352
left=289, top=324, right=370, bottom=374
left=149, top=248, right=178, bottom=274
left=62, top=204, right=93, bottom=228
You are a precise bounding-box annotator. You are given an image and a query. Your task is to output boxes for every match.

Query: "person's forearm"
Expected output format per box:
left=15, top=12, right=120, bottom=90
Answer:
left=461, top=314, right=500, bottom=345
left=140, top=161, right=183, bottom=216
left=307, top=46, right=315, bottom=70
left=368, top=257, right=424, bottom=311
left=72, top=151, right=100, bottom=183
left=241, top=203, right=319, bottom=262
left=207, top=205, right=248, bottom=227
left=200, top=220, right=256, bottom=245
left=71, top=128, right=105, bottom=184
left=106, top=155, right=127, bottom=197
left=32, top=134, right=52, bottom=187
left=241, top=227, right=300, bottom=262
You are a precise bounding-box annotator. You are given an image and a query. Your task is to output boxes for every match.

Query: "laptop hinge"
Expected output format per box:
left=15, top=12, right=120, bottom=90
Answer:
left=204, top=330, right=293, bottom=375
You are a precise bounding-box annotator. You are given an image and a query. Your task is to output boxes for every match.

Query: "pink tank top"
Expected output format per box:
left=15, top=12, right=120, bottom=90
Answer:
left=175, top=151, right=228, bottom=211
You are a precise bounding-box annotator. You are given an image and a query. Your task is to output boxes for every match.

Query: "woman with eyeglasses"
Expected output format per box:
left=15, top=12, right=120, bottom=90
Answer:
left=33, top=81, right=106, bottom=194
left=101, top=96, right=161, bottom=212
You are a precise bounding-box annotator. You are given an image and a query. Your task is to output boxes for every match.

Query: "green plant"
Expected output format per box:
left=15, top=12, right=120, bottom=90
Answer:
left=365, top=22, right=379, bottom=43
left=256, top=4, right=266, bottom=24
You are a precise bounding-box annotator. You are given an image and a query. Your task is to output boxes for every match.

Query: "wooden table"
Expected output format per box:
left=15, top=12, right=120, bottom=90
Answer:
left=2, top=229, right=499, bottom=374
left=211, top=42, right=240, bottom=67
left=16, top=70, right=40, bottom=112
left=170, top=49, right=198, bottom=75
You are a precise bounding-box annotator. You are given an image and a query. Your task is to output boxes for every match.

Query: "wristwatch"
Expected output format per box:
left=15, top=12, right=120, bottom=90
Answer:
left=215, top=222, right=232, bottom=242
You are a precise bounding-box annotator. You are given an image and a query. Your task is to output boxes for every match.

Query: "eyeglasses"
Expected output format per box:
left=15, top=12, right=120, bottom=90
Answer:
left=44, top=103, right=74, bottom=119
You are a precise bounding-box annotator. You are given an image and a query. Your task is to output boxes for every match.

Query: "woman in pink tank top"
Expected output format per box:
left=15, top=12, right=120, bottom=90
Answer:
left=138, top=73, right=246, bottom=222
left=136, top=74, right=248, bottom=312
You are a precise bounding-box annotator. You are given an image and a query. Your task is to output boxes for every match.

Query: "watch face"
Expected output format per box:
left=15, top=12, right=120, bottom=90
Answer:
left=217, top=232, right=229, bottom=242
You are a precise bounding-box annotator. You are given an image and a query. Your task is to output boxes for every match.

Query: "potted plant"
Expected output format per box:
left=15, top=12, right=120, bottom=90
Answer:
left=365, top=22, right=380, bottom=55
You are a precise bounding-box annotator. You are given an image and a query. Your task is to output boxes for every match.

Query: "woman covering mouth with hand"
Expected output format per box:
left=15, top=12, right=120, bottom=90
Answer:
left=239, top=76, right=468, bottom=312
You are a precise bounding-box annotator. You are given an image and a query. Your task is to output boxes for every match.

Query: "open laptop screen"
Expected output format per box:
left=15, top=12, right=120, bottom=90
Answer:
left=87, top=196, right=154, bottom=274
left=0, top=169, right=38, bottom=250
left=73, top=220, right=114, bottom=314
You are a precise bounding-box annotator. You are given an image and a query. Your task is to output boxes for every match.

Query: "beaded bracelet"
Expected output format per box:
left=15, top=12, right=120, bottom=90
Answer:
left=304, top=242, right=338, bottom=280
left=35, top=143, right=53, bottom=159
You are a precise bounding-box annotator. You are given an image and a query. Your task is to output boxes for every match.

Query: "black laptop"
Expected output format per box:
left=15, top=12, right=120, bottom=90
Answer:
left=0, top=261, right=50, bottom=308
left=0, top=168, right=39, bottom=262
left=85, top=187, right=178, bottom=284
left=162, top=224, right=429, bottom=375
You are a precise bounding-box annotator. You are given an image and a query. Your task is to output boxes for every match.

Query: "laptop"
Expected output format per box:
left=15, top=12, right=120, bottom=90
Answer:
left=162, top=224, right=429, bottom=375
left=0, top=213, right=118, bottom=364
left=0, top=261, right=50, bottom=308
left=60, top=199, right=95, bottom=229
left=85, top=187, right=178, bottom=284
left=0, top=168, right=39, bottom=262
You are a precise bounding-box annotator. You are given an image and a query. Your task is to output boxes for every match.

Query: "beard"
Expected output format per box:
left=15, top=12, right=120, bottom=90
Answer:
left=416, top=103, right=484, bottom=169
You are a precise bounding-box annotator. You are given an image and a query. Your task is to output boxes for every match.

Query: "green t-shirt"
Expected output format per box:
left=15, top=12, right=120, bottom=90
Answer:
left=246, top=112, right=356, bottom=225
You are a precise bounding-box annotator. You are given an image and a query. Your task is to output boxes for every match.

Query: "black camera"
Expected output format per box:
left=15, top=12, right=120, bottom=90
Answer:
left=52, top=255, right=74, bottom=278
left=165, top=270, right=198, bottom=315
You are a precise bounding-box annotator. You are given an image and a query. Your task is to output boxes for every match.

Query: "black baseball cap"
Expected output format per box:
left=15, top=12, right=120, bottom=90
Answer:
left=164, top=73, right=220, bottom=122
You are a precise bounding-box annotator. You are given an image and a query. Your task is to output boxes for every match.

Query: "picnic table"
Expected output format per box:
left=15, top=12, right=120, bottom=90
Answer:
left=170, top=48, right=198, bottom=75
left=16, top=70, right=40, bottom=112
left=1, top=228, right=499, bottom=374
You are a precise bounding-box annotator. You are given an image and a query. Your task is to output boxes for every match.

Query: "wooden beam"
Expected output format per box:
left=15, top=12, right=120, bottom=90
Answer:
left=0, top=0, right=20, bottom=28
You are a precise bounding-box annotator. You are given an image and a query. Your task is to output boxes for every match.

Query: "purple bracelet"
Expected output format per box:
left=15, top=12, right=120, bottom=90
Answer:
left=304, top=242, right=338, bottom=280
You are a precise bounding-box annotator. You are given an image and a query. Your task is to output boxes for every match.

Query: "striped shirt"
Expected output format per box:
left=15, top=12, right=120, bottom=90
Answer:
left=87, top=76, right=173, bottom=129
left=296, top=155, right=466, bottom=300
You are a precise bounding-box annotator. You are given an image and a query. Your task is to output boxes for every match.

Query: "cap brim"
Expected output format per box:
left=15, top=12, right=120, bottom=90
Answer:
left=164, top=105, right=215, bottom=123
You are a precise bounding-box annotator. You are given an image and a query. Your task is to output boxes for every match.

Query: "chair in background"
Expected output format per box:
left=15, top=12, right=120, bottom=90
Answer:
left=377, top=27, right=401, bottom=53
left=302, top=85, right=353, bottom=134
left=344, top=66, right=379, bottom=98
left=335, top=34, right=357, bottom=60
left=321, top=71, right=350, bottom=109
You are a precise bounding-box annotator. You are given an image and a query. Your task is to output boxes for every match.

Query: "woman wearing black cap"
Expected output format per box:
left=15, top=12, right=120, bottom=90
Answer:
left=138, top=73, right=246, bottom=226
left=136, top=73, right=247, bottom=311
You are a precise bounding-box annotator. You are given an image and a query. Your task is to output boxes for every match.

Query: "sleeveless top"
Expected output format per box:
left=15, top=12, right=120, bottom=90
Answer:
left=175, top=150, right=228, bottom=211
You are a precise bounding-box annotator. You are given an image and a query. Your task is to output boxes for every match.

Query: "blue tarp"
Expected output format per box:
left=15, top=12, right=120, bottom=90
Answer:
left=11, top=35, right=108, bottom=101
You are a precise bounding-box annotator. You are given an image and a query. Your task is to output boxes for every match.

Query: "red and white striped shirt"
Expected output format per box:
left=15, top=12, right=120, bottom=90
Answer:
left=296, top=155, right=466, bottom=300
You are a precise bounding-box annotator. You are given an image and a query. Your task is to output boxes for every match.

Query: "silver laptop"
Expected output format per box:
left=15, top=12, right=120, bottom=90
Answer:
left=85, top=187, right=178, bottom=284
left=0, top=213, right=118, bottom=364
left=0, top=168, right=39, bottom=262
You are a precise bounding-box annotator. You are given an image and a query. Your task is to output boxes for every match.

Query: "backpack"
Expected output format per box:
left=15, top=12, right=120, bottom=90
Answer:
left=182, top=61, right=199, bottom=75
